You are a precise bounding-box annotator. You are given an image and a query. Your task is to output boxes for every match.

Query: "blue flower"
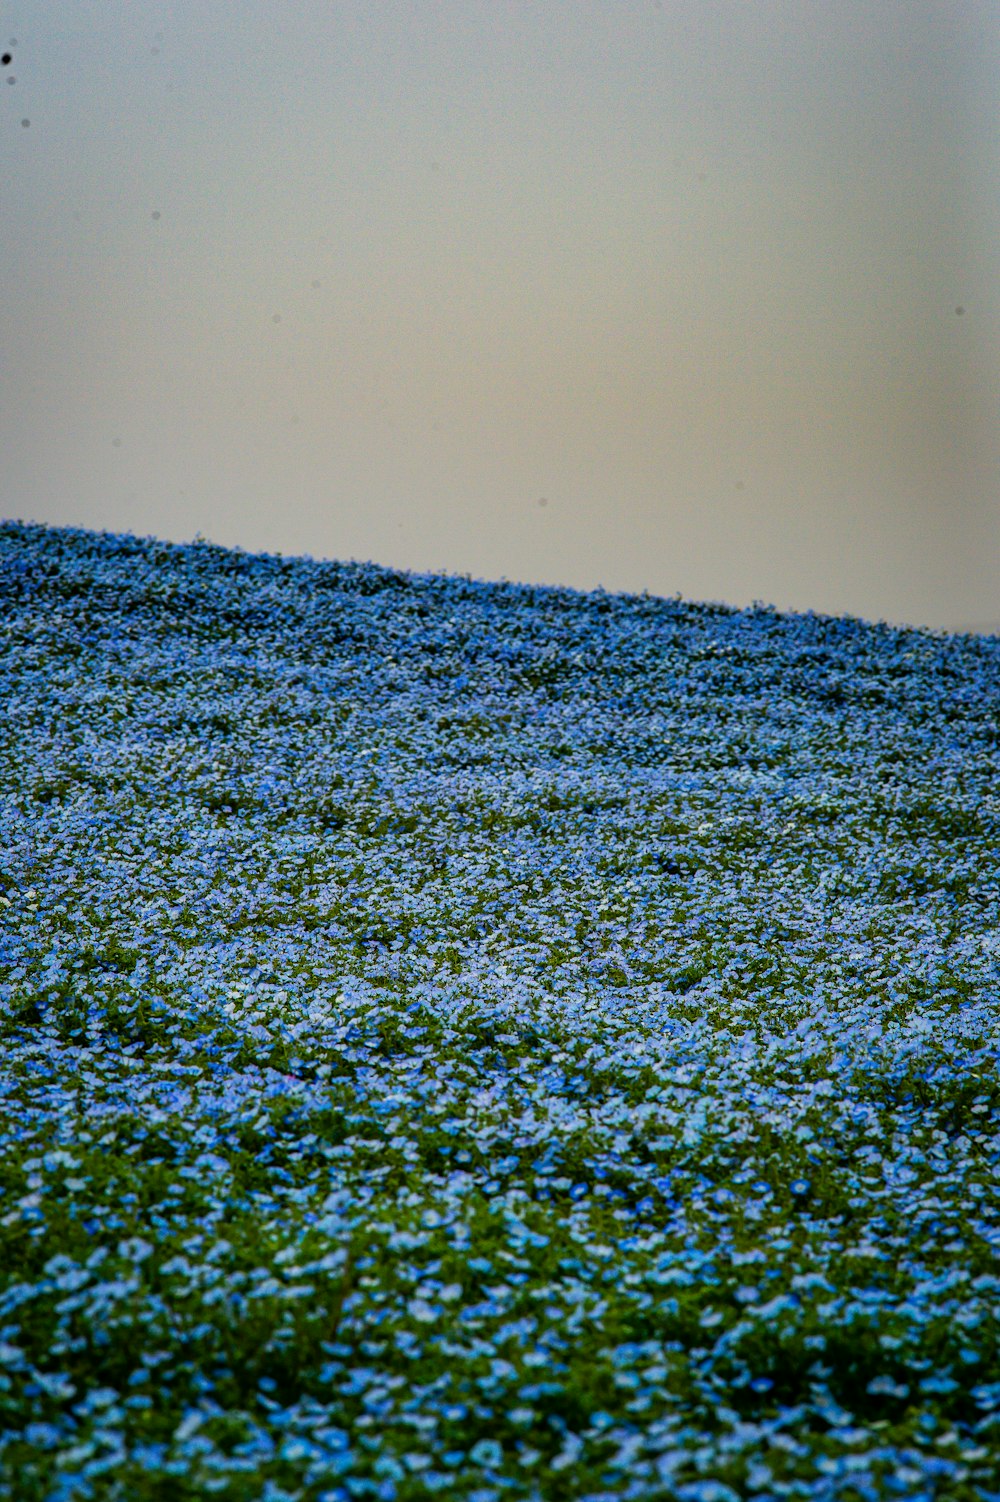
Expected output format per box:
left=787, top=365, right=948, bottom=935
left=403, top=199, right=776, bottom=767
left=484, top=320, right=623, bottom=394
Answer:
left=469, top=1438, right=503, bottom=1469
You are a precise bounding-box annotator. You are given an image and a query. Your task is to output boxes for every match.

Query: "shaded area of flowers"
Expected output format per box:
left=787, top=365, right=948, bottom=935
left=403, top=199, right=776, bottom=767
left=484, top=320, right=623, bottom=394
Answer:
left=1, top=519, right=999, bottom=1499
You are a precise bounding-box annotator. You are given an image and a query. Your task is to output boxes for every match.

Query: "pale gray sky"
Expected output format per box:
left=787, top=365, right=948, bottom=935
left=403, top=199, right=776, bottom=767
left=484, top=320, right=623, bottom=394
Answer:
left=3, top=1, right=999, bottom=631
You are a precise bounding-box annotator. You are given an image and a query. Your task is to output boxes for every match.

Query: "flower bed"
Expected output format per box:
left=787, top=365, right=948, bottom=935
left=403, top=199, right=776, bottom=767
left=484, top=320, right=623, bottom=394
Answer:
left=1, top=519, right=999, bottom=1499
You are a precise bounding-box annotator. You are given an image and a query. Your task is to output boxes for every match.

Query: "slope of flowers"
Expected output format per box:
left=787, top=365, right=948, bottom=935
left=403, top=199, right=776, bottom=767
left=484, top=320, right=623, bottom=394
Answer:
left=1, top=517, right=999, bottom=1501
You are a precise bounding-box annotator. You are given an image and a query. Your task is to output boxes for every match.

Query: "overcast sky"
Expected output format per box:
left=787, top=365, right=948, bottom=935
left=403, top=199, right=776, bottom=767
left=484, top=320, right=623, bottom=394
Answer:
left=4, top=1, right=998, bottom=631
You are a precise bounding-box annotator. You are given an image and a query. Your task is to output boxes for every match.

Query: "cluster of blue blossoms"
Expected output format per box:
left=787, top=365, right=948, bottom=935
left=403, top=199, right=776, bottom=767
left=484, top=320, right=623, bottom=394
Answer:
left=1, top=518, right=999, bottom=1500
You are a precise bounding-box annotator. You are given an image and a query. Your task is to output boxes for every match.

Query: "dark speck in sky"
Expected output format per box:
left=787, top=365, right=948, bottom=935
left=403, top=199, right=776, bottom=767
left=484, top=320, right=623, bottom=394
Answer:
left=955, top=306, right=964, bottom=315
left=1, top=53, right=11, bottom=66
left=537, top=497, right=548, bottom=508
left=152, top=210, right=161, bottom=220
left=20, top=118, right=28, bottom=127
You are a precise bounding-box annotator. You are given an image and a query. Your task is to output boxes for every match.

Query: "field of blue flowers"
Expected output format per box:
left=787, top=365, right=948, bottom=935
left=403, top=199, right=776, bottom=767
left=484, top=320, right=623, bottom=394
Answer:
left=1, top=518, right=999, bottom=1501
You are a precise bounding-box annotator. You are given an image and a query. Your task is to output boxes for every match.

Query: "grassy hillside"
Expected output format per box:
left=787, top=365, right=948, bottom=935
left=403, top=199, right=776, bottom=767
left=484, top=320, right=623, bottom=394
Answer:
left=1, top=518, right=999, bottom=1501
